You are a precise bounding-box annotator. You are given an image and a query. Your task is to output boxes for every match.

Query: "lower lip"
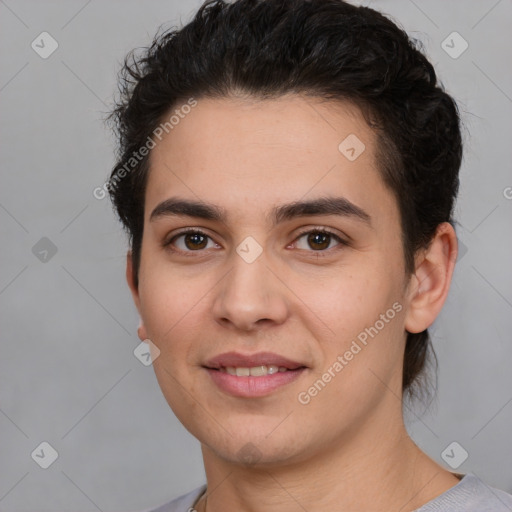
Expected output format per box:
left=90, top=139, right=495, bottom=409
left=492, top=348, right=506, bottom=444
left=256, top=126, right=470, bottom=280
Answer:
left=205, top=368, right=306, bottom=397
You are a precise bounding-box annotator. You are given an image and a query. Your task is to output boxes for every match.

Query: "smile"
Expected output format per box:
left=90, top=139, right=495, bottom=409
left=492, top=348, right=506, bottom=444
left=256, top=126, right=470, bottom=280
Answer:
left=220, top=365, right=290, bottom=376
left=204, top=352, right=308, bottom=397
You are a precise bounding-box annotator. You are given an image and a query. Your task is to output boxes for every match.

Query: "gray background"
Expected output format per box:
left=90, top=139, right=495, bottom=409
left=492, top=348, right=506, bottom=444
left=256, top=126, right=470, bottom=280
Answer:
left=0, top=0, right=511, bottom=510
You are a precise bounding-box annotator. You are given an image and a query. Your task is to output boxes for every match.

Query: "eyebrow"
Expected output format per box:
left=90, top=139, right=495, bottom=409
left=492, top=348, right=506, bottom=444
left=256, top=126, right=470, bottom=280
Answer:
left=149, top=196, right=371, bottom=226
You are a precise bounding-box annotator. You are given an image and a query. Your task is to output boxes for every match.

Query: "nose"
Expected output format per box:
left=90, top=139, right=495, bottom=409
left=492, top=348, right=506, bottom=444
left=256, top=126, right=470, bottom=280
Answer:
left=211, top=250, right=289, bottom=332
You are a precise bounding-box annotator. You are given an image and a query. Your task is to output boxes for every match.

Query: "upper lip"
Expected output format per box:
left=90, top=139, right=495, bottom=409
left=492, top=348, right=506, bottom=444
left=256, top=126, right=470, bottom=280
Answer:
left=204, top=351, right=306, bottom=370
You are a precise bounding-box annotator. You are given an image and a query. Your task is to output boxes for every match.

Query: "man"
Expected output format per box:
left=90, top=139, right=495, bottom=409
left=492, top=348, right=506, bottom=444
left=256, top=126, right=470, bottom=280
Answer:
left=107, top=0, right=512, bottom=510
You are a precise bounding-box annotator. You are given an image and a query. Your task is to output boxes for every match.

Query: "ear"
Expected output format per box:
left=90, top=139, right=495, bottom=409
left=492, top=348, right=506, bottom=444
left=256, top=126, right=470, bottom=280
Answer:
left=404, top=222, right=458, bottom=334
left=126, top=251, right=148, bottom=341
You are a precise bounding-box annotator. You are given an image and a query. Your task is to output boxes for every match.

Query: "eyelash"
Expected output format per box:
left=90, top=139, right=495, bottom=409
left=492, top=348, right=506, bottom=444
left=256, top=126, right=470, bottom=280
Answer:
left=163, top=227, right=348, bottom=258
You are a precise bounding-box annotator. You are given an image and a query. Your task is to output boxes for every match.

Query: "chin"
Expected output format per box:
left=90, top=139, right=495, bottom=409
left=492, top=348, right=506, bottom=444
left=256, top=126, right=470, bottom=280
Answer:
left=210, top=438, right=303, bottom=467
left=196, top=418, right=316, bottom=468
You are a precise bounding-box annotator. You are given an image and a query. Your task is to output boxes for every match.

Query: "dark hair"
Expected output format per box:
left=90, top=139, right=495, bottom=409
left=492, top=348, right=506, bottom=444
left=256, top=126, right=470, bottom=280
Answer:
left=107, top=0, right=462, bottom=400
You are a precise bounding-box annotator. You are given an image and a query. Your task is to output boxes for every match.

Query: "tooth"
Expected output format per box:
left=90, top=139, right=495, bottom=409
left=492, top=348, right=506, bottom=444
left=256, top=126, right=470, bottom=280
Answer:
left=224, top=365, right=290, bottom=376
left=250, top=365, right=267, bottom=376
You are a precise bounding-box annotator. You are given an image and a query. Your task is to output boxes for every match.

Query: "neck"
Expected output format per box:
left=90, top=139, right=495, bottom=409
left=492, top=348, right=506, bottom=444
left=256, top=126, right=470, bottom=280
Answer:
left=198, top=395, right=459, bottom=512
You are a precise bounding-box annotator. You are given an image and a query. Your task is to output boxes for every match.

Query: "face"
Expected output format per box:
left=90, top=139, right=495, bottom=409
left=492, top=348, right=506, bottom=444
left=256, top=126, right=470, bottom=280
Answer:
left=130, top=95, right=412, bottom=466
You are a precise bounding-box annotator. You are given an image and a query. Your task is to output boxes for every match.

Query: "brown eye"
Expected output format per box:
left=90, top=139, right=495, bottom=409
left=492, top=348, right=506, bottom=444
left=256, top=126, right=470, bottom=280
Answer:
left=307, top=231, right=331, bottom=250
left=166, top=230, right=217, bottom=252
left=183, top=232, right=208, bottom=250
left=294, top=229, right=345, bottom=253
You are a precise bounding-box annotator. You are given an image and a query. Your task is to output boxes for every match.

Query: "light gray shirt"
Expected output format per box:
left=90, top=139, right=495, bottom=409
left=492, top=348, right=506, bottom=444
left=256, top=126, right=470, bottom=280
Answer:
left=141, top=473, right=512, bottom=511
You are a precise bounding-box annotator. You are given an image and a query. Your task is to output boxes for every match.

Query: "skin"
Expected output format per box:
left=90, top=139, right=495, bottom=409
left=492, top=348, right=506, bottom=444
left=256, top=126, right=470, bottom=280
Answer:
left=127, top=95, right=460, bottom=511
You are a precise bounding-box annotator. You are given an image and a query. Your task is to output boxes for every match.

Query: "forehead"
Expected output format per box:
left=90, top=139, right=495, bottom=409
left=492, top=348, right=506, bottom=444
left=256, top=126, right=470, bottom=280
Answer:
left=144, top=95, right=396, bottom=228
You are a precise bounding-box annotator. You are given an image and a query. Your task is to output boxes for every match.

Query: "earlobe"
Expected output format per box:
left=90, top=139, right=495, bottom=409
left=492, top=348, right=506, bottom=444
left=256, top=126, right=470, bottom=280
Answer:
left=137, top=318, right=148, bottom=341
left=404, top=222, right=458, bottom=334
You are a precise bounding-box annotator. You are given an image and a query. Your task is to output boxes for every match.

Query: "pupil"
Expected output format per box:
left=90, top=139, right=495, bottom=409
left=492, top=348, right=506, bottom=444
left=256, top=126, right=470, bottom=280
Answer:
left=308, top=232, right=329, bottom=250
left=185, top=233, right=207, bottom=250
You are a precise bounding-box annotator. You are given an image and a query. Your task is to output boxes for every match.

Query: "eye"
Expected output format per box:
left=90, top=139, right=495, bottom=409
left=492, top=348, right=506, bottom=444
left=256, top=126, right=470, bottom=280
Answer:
left=163, top=227, right=347, bottom=256
left=165, top=229, right=218, bottom=252
left=293, top=228, right=346, bottom=252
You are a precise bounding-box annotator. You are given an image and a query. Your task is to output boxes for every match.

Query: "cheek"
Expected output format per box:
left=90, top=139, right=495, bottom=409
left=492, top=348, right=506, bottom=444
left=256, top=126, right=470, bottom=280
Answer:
left=138, top=246, right=200, bottom=325
left=304, top=269, right=397, bottom=336
left=303, top=266, right=407, bottom=384
left=137, top=268, right=208, bottom=411
left=137, top=264, right=196, bottom=356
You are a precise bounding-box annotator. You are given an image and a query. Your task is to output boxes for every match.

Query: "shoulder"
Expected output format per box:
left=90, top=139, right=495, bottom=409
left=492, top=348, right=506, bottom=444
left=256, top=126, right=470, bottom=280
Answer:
left=138, top=485, right=206, bottom=512
left=415, top=473, right=512, bottom=511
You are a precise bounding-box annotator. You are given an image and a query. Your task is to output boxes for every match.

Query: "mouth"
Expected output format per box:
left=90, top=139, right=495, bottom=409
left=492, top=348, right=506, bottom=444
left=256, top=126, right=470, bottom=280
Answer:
left=203, top=351, right=308, bottom=397
left=204, top=351, right=306, bottom=370
left=218, top=365, right=297, bottom=377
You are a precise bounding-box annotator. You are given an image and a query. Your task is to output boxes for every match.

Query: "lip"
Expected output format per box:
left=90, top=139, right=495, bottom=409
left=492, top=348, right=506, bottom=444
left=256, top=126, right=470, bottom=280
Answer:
left=205, top=367, right=306, bottom=397
left=203, top=352, right=308, bottom=398
left=204, top=351, right=305, bottom=370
